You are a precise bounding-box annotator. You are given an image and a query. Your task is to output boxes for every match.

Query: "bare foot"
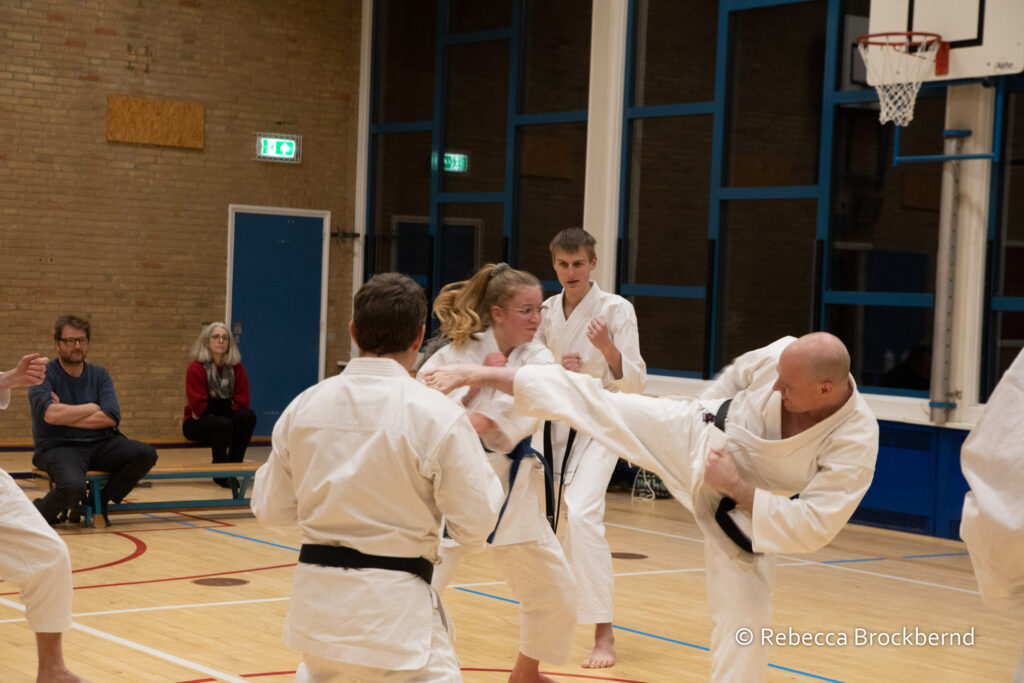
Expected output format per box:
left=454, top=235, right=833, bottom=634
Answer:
left=508, top=652, right=559, bottom=683
left=581, top=622, right=616, bottom=669
left=37, top=666, right=88, bottom=682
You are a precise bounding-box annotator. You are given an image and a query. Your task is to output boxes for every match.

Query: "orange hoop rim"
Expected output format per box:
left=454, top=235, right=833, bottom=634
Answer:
left=856, top=31, right=943, bottom=48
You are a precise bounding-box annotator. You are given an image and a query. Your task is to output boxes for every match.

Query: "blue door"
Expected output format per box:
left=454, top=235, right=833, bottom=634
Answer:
left=230, top=209, right=326, bottom=435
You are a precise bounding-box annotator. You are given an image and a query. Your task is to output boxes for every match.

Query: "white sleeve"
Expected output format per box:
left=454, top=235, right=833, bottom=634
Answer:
left=429, top=415, right=505, bottom=551
left=700, top=336, right=794, bottom=400
left=750, top=416, right=878, bottom=553
left=251, top=410, right=299, bottom=536
left=605, top=302, right=647, bottom=394
left=0, top=385, right=9, bottom=410
left=513, top=364, right=699, bottom=499
left=474, top=344, right=553, bottom=451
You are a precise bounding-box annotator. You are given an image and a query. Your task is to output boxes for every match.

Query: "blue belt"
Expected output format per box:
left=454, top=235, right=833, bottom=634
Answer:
left=487, top=436, right=554, bottom=543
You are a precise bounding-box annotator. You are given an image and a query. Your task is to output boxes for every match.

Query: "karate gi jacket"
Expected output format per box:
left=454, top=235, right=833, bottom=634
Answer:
left=252, top=357, right=504, bottom=670
left=536, top=281, right=646, bottom=393
left=961, top=346, right=1024, bottom=610
left=512, top=337, right=879, bottom=558
left=418, top=329, right=555, bottom=545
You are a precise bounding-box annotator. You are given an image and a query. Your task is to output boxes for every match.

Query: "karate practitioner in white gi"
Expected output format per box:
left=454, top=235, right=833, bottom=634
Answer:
left=0, top=352, right=86, bottom=683
left=961, top=346, right=1024, bottom=681
left=535, top=228, right=646, bottom=669
left=252, top=273, right=504, bottom=682
left=418, top=263, right=577, bottom=683
left=424, top=332, right=879, bottom=682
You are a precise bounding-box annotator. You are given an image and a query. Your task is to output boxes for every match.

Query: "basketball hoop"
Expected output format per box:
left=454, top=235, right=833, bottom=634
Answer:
left=857, top=32, right=949, bottom=127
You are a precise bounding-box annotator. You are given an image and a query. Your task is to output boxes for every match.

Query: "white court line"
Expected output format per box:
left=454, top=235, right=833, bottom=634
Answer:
left=605, top=521, right=979, bottom=595
left=0, top=595, right=250, bottom=682
left=0, top=596, right=292, bottom=624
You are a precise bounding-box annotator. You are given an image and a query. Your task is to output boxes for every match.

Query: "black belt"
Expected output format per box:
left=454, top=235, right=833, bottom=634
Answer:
left=542, top=420, right=576, bottom=533
left=298, top=544, right=433, bottom=583
left=710, top=400, right=756, bottom=554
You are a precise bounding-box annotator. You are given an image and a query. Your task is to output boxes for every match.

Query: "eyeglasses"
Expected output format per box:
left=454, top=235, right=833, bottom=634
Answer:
left=508, top=305, right=546, bottom=318
left=58, top=337, right=89, bottom=346
left=210, top=334, right=231, bottom=341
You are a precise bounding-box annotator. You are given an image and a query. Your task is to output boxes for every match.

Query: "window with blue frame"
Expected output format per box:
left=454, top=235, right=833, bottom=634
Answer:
left=366, top=0, right=590, bottom=306
left=620, top=0, right=719, bottom=376
left=985, top=77, right=1024, bottom=397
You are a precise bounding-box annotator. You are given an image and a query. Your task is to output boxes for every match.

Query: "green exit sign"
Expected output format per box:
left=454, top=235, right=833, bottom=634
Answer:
left=255, top=133, right=302, bottom=163
left=443, top=152, right=468, bottom=173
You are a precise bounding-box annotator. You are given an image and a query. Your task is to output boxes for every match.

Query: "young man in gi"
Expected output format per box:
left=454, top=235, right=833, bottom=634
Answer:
left=1, top=352, right=87, bottom=682
left=424, top=332, right=879, bottom=682
left=536, top=228, right=646, bottom=668
left=252, top=272, right=504, bottom=682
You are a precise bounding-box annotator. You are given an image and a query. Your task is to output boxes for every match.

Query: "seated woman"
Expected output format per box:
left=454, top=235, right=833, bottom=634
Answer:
left=182, top=323, right=257, bottom=486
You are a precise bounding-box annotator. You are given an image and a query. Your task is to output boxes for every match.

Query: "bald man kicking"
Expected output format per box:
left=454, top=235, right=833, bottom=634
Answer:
left=424, top=333, right=879, bottom=683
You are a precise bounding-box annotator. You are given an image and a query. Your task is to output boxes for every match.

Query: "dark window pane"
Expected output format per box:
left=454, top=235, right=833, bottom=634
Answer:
left=719, top=200, right=817, bottom=369
left=631, top=0, right=718, bottom=106
left=443, top=40, right=508, bottom=193
left=632, top=296, right=705, bottom=374
left=996, top=92, right=1024, bottom=297
left=520, top=0, right=591, bottom=114
left=437, top=203, right=505, bottom=288
left=375, top=0, right=436, bottom=124
left=371, top=132, right=432, bottom=276
left=827, top=304, right=933, bottom=391
left=727, top=1, right=827, bottom=186
left=989, top=311, right=1024, bottom=390
left=830, top=101, right=945, bottom=293
left=515, top=123, right=587, bottom=279
left=449, top=0, right=511, bottom=33
left=625, top=115, right=712, bottom=287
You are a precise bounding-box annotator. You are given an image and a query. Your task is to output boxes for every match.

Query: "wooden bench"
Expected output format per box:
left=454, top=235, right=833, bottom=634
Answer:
left=32, top=463, right=260, bottom=527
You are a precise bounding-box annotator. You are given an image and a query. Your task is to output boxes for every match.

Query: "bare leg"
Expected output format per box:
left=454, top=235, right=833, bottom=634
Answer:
left=36, top=632, right=87, bottom=682
left=582, top=622, right=616, bottom=668
left=508, top=652, right=558, bottom=683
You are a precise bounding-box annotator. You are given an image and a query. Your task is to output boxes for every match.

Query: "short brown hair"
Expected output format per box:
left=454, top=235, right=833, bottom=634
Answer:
left=549, top=228, right=597, bottom=261
left=54, top=314, right=91, bottom=341
left=352, top=273, right=427, bottom=355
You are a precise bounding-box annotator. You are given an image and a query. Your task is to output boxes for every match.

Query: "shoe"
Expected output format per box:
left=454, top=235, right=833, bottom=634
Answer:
left=32, top=498, right=60, bottom=525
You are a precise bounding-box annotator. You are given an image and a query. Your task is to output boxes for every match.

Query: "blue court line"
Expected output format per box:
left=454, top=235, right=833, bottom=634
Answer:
left=902, top=552, right=970, bottom=559
left=454, top=588, right=843, bottom=682
left=141, top=513, right=301, bottom=553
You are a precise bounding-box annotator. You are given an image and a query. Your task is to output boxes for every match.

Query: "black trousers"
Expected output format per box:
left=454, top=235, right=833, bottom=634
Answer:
left=32, top=435, right=159, bottom=523
left=182, top=408, right=257, bottom=465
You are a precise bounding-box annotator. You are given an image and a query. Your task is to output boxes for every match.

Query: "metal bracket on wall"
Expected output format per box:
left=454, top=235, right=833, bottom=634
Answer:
left=330, top=230, right=361, bottom=240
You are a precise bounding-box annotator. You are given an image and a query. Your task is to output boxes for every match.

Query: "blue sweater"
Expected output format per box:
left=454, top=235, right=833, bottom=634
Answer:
left=28, top=359, right=121, bottom=452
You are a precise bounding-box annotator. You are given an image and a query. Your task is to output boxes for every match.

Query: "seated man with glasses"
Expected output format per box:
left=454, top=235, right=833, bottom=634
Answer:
left=28, top=314, right=158, bottom=526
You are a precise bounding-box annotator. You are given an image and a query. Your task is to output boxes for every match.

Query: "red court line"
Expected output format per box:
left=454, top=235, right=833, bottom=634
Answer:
left=462, top=670, right=646, bottom=682
left=69, top=562, right=297, bottom=591
left=0, top=532, right=147, bottom=594
left=178, top=672, right=295, bottom=682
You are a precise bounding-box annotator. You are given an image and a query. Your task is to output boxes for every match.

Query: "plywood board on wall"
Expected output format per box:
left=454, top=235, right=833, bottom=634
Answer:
left=106, top=94, right=204, bottom=149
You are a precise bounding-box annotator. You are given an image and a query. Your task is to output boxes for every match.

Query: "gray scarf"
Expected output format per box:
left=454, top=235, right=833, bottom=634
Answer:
left=203, top=362, right=235, bottom=400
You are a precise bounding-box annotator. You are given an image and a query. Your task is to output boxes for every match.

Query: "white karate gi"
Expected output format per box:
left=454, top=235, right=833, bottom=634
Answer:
left=961, top=347, right=1024, bottom=681
left=418, top=330, right=577, bottom=665
left=0, top=384, right=74, bottom=633
left=251, top=357, right=504, bottom=681
left=511, top=337, right=878, bottom=682
left=536, top=281, right=646, bottom=623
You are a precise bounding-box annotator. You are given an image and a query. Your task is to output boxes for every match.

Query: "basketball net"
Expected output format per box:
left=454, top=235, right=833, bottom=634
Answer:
left=858, top=32, right=944, bottom=127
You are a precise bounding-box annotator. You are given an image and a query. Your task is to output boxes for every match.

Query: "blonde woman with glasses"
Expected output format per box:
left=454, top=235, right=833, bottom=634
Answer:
left=183, top=322, right=256, bottom=486
left=418, top=263, right=576, bottom=683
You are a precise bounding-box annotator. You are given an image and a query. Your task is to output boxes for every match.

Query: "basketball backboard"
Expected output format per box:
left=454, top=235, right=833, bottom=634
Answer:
left=865, top=0, right=1024, bottom=84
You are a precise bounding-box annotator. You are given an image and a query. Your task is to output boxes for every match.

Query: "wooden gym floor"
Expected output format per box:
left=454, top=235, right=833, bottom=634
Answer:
left=1, top=447, right=1020, bottom=682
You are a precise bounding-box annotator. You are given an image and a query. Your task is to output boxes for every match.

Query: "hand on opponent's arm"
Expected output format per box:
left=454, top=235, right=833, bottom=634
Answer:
left=460, top=353, right=509, bottom=406
left=703, top=448, right=755, bottom=512
left=0, top=354, right=48, bottom=389
left=586, top=317, right=623, bottom=380
left=423, top=364, right=518, bottom=396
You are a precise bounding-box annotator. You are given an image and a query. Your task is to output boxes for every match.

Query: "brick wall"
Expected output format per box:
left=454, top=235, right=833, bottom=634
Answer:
left=0, top=0, right=362, bottom=442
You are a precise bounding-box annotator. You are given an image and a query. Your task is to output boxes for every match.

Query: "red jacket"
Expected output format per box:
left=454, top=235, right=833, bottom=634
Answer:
left=183, top=360, right=251, bottom=421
